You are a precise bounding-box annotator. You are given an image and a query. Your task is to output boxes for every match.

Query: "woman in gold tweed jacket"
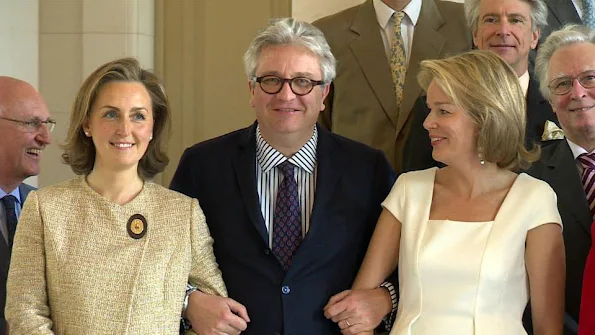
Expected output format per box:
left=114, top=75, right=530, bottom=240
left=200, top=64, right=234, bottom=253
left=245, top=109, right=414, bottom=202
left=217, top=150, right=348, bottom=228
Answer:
left=5, top=58, right=227, bottom=334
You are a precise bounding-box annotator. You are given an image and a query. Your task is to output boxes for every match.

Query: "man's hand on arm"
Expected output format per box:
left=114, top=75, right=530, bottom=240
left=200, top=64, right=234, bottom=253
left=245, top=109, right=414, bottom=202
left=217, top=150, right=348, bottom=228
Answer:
left=323, top=287, right=392, bottom=335
left=185, top=291, right=250, bottom=335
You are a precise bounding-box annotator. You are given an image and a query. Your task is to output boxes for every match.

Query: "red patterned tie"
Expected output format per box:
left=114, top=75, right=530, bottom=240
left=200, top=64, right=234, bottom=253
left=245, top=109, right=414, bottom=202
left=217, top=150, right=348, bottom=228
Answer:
left=272, top=161, right=302, bottom=271
left=578, top=153, right=595, bottom=219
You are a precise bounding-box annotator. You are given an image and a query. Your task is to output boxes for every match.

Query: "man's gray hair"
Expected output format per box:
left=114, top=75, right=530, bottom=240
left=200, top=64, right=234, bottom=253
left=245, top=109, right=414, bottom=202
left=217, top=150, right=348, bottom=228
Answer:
left=535, top=25, right=595, bottom=100
left=243, top=18, right=336, bottom=84
left=464, top=0, right=548, bottom=33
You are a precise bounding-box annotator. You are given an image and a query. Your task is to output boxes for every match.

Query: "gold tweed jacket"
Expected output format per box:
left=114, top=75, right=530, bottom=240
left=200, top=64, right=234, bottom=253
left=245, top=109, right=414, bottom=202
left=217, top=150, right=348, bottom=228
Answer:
left=6, top=177, right=227, bottom=334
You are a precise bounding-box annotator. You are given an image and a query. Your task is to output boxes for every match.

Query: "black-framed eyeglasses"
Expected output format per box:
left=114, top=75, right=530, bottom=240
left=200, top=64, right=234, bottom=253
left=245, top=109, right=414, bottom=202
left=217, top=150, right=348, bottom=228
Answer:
left=0, top=116, right=56, bottom=133
left=253, top=75, right=326, bottom=96
left=548, top=70, right=595, bottom=95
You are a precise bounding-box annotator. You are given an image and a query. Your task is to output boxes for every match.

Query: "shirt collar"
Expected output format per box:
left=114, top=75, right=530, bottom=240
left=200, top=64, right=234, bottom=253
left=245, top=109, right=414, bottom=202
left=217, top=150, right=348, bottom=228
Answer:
left=518, top=70, right=530, bottom=97
left=373, top=0, right=422, bottom=29
left=255, top=125, right=318, bottom=174
left=0, top=187, right=21, bottom=205
left=566, top=138, right=595, bottom=160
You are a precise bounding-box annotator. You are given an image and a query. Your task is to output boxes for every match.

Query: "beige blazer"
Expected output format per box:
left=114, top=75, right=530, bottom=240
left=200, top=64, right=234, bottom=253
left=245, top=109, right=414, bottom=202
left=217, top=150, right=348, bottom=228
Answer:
left=314, top=0, right=471, bottom=172
left=6, top=177, right=226, bottom=335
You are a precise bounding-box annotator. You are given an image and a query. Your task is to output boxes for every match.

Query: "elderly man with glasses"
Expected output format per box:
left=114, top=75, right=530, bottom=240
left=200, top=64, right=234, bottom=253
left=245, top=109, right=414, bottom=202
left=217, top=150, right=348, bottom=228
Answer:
left=0, top=76, right=53, bottom=334
left=528, top=24, right=595, bottom=335
left=170, top=18, right=397, bottom=335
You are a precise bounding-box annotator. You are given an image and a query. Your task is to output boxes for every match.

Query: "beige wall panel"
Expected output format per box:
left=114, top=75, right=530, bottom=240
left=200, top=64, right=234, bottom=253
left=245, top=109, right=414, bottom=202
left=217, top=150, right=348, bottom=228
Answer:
left=40, top=0, right=83, bottom=34
left=157, top=0, right=290, bottom=185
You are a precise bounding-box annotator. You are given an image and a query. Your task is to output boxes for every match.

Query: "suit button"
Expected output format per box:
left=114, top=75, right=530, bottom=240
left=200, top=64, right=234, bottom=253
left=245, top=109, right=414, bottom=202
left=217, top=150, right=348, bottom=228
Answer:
left=281, top=285, right=291, bottom=295
left=264, top=249, right=270, bottom=255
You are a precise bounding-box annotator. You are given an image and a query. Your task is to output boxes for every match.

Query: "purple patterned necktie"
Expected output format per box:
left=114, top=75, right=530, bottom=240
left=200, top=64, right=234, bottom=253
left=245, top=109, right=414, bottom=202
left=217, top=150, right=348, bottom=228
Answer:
left=578, top=153, right=595, bottom=219
left=272, top=161, right=302, bottom=272
left=1, top=195, right=18, bottom=247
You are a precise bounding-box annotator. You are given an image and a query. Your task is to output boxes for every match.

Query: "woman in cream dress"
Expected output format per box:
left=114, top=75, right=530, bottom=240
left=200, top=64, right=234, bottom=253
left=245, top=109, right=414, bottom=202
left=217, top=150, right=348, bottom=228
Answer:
left=343, top=51, right=565, bottom=335
left=5, top=58, right=227, bottom=334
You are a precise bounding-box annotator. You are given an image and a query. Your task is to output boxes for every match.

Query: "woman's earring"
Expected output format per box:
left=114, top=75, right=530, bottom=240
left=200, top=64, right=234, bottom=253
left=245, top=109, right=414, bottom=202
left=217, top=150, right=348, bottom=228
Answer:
left=149, top=134, right=153, bottom=141
left=84, top=131, right=90, bottom=137
left=478, top=152, right=485, bottom=165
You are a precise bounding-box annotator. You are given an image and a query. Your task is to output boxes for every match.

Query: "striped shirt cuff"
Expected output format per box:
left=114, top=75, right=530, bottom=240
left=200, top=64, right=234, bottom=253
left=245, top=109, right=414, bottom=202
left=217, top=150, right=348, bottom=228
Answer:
left=380, top=280, right=397, bottom=331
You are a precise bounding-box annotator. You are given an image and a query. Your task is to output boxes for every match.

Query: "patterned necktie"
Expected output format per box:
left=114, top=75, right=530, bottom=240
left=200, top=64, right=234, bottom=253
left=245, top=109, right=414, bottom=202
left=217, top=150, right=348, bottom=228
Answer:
left=578, top=153, right=595, bottom=219
left=582, top=0, right=595, bottom=29
left=272, top=161, right=302, bottom=272
left=1, top=195, right=18, bottom=247
left=390, top=11, right=407, bottom=109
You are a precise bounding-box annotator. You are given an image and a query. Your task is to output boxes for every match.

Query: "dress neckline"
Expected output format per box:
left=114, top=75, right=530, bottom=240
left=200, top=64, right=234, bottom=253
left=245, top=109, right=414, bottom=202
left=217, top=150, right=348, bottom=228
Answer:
left=428, top=167, right=526, bottom=223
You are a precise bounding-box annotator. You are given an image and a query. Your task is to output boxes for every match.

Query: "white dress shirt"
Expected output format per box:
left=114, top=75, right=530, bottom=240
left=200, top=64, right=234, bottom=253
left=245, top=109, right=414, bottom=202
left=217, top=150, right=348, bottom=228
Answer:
left=373, top=0, right=422, bottom=66
left=519, top=70, right=530, bottom=97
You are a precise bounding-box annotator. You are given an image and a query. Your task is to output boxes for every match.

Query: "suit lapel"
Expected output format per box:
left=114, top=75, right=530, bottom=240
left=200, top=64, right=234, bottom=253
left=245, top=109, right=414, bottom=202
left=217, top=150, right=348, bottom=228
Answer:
left=288, top=127, right=340, bottom=274
left=545, top=141, right=592, bottom=234
left=397, top=0, right=446, bottom=135
left=232, top=124, right=269, bottom=245
left=546, top=0, right=581, bottom=24
left=19, top=183, right=33, bottom=202
left=525, top=78, right=550, bottom=140
left=307, top=127, right=340, bottom=238
left=349, top=0, right=399, bottom=127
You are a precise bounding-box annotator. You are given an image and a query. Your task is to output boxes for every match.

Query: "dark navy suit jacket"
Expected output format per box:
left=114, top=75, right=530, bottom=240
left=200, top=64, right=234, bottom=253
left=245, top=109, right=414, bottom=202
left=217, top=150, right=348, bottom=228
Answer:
left=171, top=123, right=396, bottom=335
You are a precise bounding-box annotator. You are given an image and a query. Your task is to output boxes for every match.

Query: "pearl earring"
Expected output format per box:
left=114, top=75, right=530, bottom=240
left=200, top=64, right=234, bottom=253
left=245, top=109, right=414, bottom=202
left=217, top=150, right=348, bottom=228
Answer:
left=149, top=135, right=153, bottom=141
left=84, top=131, right=90, bottom=136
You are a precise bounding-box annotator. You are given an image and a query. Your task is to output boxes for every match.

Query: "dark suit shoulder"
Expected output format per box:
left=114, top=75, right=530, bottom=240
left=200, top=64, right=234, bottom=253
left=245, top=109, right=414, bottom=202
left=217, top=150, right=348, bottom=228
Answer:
left=526, top=139, right=565, bottom=178
left=19, top=183, right=36, bottom=202
left=184, top=126, right=252, bottom=155
left=540, top=139, right=566, bottom=161
left=325, top=130, right=388, bottom=160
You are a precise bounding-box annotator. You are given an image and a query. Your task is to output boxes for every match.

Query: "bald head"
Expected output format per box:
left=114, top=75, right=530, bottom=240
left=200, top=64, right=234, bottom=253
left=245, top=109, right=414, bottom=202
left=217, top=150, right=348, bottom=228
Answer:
left=0, top=76, right=52, bottom=192
left=0, top=76, right=45, bottom=118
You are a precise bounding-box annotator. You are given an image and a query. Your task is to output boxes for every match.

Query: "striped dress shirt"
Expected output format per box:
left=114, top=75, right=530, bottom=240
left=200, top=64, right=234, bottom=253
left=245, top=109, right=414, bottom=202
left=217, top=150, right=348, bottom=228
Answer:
left=255, top=125, right=318, bottom=247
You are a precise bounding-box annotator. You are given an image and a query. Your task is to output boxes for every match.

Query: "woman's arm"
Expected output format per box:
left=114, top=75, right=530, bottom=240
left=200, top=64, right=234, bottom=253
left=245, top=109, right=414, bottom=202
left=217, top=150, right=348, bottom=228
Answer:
left=188, top=198, right=227, bottom=297
left=526, top=223, right=565, bottom=335
left=5, top=191, right=55, bottom=334
left=352, top=208, right=402, bottom=290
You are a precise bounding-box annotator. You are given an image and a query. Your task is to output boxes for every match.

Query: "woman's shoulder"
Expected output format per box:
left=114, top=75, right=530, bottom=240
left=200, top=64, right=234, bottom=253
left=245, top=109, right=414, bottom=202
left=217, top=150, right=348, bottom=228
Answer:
left=400, top=167, right=438, bottom=180
left=517, top=173, right=555, bottom=194
left=144, top=182, right=194, bottom=203
left=34, top=177, right=86, bottom=199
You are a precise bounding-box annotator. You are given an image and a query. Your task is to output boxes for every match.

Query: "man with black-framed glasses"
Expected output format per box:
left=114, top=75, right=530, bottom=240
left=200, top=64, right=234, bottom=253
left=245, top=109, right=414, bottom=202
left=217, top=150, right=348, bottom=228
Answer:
left=0, top=76, right=52, bottom=334
left=170, top=18, right=397, bottom=335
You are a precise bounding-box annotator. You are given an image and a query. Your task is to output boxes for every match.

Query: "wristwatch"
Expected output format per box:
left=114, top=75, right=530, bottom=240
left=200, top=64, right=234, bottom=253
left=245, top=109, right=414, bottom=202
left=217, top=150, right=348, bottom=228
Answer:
left=182, top=285, right=198, bottom=331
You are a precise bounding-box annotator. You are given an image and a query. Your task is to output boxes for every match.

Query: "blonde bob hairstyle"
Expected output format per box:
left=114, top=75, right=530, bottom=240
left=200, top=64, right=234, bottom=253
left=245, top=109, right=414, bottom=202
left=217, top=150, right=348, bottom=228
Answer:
left=61, top=58, right=171, bottom=180
left=417, top=50, right=539, bottom=171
